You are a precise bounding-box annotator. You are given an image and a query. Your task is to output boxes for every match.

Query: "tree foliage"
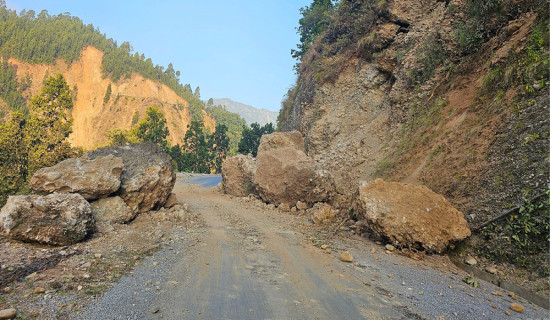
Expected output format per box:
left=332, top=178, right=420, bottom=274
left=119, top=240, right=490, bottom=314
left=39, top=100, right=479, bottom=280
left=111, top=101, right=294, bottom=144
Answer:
left=205, top=104, right=247, bottom=155
left=238, top=122, right=275, bottom=157
left=132, top=105, right=170, bottom=150
left=291, top=0, right=334, bottom=62
left=0, top=74, right=79, bottom=206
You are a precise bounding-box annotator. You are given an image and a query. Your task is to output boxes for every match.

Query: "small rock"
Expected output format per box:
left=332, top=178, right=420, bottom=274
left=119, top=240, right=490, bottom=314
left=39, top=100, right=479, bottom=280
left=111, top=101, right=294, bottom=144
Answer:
left=290, top=207, right=297, bottom=213
left=388, top=274, right=393, bottom=279
left=493, top=291, right=503, bottom=296
left=0, top=308, right=17, bottom=319
left=34, top=287, right=45, bottom=294
left=145, top=280, right=152, bottom=286
left=153, top=262, right=159, bottom=267
left=83, top=274, right=90, bottom=279
left=509, top=303, right=525, bottom=313
left=465, top=256, right=477, bottom=266
left=94, top=253, right=102, bottom=259
left=296, top=201, right=308, bottom=211
left=492, top=304, right=496, bottom=309
left=266, top=204, right=276, bottom=210
left=385, top=244, right=396, bottom=252
left=77, top=285, right=83, bottom=291
left=152, top=307, right=160, bottom=314
left=370, top=248, right=376, bottom=254
left=505, top=310, right=511, bottom=316
left=340, top=251, right=353, bottom=262
left=485, top=266, right=497, bottom=274
left=321, top=245, right=328, bottom=250
left=81, top=262, right=92, bottom=269
left=326, top=249, right=332, bottom=254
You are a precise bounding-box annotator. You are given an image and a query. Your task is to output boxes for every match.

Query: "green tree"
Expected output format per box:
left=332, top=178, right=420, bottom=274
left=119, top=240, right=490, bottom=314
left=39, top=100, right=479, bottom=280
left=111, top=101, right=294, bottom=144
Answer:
left=211, top=124, right=229, bottom=173
left=291, top=0, right=334, bottom=62
left=103, top=83, right=112, bottom=104
left=238, top=122, right=274, bottom=157
left=133, top=105, right=170, bottom=150
left=0, top=112, right=28, bottom=205
left=25, top=74, right=77, bottom=175
left=181, top=120, right=210, bottom=173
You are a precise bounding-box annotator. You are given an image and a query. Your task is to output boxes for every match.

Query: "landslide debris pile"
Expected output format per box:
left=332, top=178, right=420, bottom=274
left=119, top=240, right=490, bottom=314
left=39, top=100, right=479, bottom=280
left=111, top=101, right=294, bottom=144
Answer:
left=222, top=131, right=471, bottom=253
left=0, top=143, right=181, bottom=246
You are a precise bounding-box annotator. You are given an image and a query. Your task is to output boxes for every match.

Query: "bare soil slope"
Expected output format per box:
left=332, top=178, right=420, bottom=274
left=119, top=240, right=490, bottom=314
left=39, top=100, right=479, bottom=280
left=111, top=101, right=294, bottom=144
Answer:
left=9, top=46, right=215, bottom=149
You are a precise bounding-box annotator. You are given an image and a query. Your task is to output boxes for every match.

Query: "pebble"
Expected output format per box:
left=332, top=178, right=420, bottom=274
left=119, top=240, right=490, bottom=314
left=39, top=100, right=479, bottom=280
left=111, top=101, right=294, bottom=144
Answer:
left=321, top=245, right=328, bottom=250
left=34, top=287, right=45, bottom=294
left=325, top=249, right=332, bottom=254
left=385, top=244, right=396, bottom=252
left=340, top=251, right=353, bottom=263
left=485, top=266, right=497, bottom=274
left=465, top=256, right=477, bottom=266
left=492, top=291, right=503, bottom=296
left=77, top=285, right=83, bottom=291
left=153, top=262, right=159, bottom=267
left=509, top=303, right=525, bottom=313
left=505, top=310, right=511, bottom=316
left=0, top=308, right=17, bottom=319
left=94, top=253, right=102, bottom=259
left=370, top=248, right=376, bottom=254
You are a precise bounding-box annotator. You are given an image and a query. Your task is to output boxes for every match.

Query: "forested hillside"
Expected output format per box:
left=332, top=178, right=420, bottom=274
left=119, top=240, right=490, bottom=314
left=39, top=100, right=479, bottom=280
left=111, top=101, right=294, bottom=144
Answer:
left=0, top=2, right=245, bottom=147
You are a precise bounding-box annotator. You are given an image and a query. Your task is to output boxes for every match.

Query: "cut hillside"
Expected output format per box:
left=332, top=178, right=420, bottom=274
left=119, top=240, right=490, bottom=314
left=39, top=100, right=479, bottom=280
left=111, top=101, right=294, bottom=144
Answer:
left=8, top=46, right=214, bottom=149
left=281, top=0, right=549, bottom=282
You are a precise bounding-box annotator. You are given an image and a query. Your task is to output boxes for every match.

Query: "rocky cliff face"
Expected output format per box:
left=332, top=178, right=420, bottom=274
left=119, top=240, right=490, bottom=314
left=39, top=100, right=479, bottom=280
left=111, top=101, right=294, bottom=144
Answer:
left=280, top=0, right=549, bottom=226
left=8, top=46, right=215, bottom=150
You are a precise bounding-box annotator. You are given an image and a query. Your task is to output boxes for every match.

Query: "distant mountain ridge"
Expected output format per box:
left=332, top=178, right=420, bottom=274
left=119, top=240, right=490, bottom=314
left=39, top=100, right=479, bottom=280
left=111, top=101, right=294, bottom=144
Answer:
left=212, top=98, right=277, bottom=126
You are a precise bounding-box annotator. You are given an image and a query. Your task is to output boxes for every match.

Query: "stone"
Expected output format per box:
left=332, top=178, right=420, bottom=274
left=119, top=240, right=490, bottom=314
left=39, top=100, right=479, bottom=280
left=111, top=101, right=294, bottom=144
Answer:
left=354, top=179, right=471, bottom=253
left=164, top=193, right=179, bottom=209
left=94, top=254, right=102, bottom=259
left=465, top=256, right=477, bottom=266
left=321, top=245, right=328, bottom=250
left=485, top=266, right=498, bottom=274
left=509, top=303, right=525, bottom=313
left=0, top=308, right=16, bottom=319
left=85, top=143, right=175, bottom=216
left=296, top=201, right=308, bottom=211
left=90, top=196, right=133, bottom=225
left=266, top=204, right=276, bottom=210
left=278, top=203, right=291, bottom=212
left=340, top=251, right=354, bottom=262
left=221, top=154, right=257, bottom=197
left=0, top=193, right=93, bottom=246
left=505, top=310, right=511, bottom=316
left=385, top=244, right=396, bottom=252
left=309, top=203, right=336, bottom=224
left=29, top=155, right=124, bottom=200
left=290, top=207, right=297, bottom=213
left=253, top=131, right=334, bottom=207
left=34, top=287, right=45, bottom=294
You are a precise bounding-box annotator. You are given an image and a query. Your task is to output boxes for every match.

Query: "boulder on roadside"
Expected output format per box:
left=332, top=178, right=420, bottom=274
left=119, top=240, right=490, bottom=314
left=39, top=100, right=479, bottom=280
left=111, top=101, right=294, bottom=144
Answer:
left=90, top=196, right=133, bottom=224
left=253, top=131, right=334, bottom=207
left=354, top=179, right=471, bottom=253
left=29, top=155, right=124, bottom=200
left=221, top=154, right=256, bottom=197
left=309, top=203, right=336, bottom=224
left=0, top=193, right=93, bottom=246
left=84, top=143, right=175, bottom=216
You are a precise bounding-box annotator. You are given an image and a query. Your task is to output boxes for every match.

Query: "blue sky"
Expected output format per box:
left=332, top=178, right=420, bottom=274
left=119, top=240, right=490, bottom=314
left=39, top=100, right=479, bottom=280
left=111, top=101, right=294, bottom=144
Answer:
left=6, top=0, right=311, bottom=112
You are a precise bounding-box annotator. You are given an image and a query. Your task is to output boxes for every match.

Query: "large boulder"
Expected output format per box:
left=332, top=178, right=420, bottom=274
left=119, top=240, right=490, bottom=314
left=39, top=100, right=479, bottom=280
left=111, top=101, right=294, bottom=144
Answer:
left=29, top=155, right=124, bottom=200
left=221, top=154, right=257, bottom=197
left=84, top=143, right=175, bottom=216
left=354, top=179, right=471, bottom=253
left=253, top=131, right=334, bottom=207
left=90, top=196, right=134, bottom=224
left=0, top=193, right=93, bottom=245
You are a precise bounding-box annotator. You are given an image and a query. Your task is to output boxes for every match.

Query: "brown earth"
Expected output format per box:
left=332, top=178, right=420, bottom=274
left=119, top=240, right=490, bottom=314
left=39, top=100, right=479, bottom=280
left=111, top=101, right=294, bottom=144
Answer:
left=8, top=46, right=215, bottom=150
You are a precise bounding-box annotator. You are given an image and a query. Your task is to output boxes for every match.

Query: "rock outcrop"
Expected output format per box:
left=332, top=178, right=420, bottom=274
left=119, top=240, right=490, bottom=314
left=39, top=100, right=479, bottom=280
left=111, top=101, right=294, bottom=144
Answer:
left=0, top=193, right=93, bottom=245
left=221, top=154, right=257, bottom=197
left=354, top=179, right=471, bottom=253
left=84, top=143, right=175, bottom=216
left=90, top=196, right=133, bottom=224
left=253, top=131, right=334, bottom=208
left=29, top=155, right=124, bottom=200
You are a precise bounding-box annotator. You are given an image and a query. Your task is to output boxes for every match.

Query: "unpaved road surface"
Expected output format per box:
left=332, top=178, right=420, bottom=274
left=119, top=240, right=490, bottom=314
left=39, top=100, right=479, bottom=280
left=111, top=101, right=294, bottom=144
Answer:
left=75, top=175, right=549, bottom=319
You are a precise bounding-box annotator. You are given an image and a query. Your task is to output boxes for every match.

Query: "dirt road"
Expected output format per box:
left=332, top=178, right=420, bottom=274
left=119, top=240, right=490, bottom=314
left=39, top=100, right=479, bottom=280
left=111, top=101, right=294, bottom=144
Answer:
left=75, top=175, right=548, bottom=319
